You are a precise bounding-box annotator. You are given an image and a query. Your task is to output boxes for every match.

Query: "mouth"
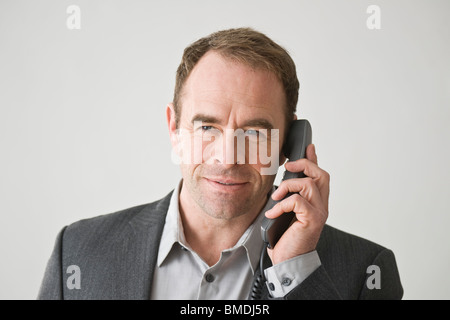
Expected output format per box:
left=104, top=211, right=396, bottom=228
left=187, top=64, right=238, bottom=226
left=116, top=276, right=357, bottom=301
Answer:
left=204, top=177, right=249, bottom=191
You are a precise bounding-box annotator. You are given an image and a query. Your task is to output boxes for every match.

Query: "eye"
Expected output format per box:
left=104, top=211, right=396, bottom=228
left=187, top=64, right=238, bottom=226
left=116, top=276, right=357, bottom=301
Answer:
left=198, top=125, right=221, bottom=137
left=245, top=129, right=259, bottom=136
left=245, top=129, right=269, bottom=142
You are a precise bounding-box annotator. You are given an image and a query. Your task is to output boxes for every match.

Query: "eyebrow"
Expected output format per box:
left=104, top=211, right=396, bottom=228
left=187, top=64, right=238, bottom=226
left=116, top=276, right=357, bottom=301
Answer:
left=191, top=114, right=221, bottom=125
left=191, top=113, right=274, bottom=129
left=244, top=118, right=274, bottom=130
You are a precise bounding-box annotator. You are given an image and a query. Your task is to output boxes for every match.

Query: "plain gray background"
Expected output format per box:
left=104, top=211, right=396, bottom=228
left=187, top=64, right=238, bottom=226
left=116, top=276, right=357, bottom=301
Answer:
left=0, top=0, right=449, bottom=300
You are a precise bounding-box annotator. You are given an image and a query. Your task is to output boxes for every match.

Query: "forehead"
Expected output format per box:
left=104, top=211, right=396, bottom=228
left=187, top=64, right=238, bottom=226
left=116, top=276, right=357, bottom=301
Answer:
left=179, top=51, right=286, bottom=128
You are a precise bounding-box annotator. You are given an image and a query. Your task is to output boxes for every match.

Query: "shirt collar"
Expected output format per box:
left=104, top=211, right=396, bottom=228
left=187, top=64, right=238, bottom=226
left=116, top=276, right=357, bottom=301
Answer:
left=157, top=179, right=275, bottom=274
left=157, top=180, right=186, bottom=267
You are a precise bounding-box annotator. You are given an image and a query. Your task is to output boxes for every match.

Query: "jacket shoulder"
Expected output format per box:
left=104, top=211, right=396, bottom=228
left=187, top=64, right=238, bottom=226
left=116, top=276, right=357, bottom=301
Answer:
left=320, top=224, right=387, bottom=255
left=39, top=192, right=173, bottom=300
left=62, top=192, right=173, bottom=255
left=317, top=224, right=402, bottom=299
left=319, top=224, right=389, bottom=271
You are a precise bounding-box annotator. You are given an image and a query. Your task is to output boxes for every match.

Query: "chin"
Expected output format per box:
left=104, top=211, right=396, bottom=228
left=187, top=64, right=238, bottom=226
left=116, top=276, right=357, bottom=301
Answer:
left=200, top=200, right=251, bottom=221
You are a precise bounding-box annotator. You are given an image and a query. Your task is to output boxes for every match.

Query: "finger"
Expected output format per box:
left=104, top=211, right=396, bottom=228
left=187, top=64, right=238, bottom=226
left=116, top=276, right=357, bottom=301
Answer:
left=271, top=178, right=325, bottom=210
left=265, top=193, right=312, bottom=219
left=285, top=157, right=327, bottom=179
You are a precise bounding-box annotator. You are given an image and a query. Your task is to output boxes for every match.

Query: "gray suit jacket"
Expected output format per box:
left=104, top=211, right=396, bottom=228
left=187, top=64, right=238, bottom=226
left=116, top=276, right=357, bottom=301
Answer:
left=38, top=191, right=403, bottom=300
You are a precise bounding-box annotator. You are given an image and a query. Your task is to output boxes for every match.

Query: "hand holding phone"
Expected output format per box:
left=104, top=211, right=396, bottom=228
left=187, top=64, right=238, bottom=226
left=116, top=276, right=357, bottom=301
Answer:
left=251, top=119, right=329, bottom=298
left=260, top=119, right=330, bottom=267
left=261, top=120, right=312, bottom=249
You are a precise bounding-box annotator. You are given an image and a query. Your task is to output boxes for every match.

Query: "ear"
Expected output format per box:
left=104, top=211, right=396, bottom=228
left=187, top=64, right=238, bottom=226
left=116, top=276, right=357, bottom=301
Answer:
left=166, top=103, right=178, bottom=150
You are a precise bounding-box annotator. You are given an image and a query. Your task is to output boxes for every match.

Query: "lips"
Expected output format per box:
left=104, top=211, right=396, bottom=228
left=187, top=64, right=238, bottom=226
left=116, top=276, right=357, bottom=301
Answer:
left=204, top=177, right=248, bottom=191
left=206, top=177, right=247, bottom=185
left=215, top=181, right=241, bottom=186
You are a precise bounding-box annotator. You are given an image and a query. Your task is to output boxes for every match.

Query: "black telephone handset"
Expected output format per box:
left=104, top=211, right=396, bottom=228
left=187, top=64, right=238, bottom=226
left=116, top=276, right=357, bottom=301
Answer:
left=261, top=119, right=312, bottom=249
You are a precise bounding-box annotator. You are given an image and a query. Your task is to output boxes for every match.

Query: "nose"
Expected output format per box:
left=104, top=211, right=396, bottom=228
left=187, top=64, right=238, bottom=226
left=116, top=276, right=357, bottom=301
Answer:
left=211, top=129, right=245, bottom=167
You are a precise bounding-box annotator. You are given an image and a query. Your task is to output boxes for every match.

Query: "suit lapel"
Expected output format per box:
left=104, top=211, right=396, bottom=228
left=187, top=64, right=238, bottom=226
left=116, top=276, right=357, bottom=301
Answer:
left=122, top=191, right=172, bottom=299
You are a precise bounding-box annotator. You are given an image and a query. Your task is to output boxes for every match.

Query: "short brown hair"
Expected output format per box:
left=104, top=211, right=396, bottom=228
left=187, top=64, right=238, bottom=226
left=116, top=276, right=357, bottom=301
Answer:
left=173, top=27, right=299, bottom=127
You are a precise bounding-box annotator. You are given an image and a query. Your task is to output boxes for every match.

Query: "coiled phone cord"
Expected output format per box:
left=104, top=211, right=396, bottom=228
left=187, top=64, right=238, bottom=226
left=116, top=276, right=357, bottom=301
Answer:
left=249, top=244, right=268, bottom=300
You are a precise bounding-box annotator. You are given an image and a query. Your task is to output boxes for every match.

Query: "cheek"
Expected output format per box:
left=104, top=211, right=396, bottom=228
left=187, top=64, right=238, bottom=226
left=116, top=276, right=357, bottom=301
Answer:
left=248, top=133, right=281, bottom=176
left=253, top=167, right=277, bottom=198
left=201, top=137, right=218, bottom=164
left=175, top=129, right=206, bottom=165
left=179, top=164, right=206, bottom=196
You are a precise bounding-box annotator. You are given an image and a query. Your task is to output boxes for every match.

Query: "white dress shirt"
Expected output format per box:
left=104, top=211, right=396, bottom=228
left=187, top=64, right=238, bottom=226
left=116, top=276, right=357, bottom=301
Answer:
left=150, top=180, right=321, bottom=299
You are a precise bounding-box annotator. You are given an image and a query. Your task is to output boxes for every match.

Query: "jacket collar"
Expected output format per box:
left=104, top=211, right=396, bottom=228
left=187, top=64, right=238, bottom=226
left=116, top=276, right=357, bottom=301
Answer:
left=124, top=190, right=172, bottom=299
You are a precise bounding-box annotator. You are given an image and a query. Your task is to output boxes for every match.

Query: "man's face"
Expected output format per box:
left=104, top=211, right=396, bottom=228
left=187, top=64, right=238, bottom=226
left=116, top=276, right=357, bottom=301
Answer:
left=168, top=51, right=288, bottom=221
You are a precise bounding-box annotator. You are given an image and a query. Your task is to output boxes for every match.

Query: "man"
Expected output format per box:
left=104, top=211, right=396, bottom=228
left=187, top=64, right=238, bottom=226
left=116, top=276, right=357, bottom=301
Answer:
left=38, top=28, right=403, bottom=300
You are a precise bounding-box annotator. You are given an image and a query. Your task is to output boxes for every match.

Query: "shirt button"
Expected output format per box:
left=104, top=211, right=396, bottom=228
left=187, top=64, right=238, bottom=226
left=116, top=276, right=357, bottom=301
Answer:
left=281, top=277, right=292, bottom=286
left=205, top=273, right=215, bottom=283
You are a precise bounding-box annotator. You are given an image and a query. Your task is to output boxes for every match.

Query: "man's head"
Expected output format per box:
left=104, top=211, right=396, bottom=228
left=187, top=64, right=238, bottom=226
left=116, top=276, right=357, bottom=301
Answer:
left=167, top=28, right=300, bottom=222
left=173, top=27, right=299, bottom=129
